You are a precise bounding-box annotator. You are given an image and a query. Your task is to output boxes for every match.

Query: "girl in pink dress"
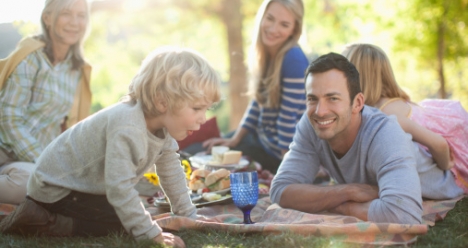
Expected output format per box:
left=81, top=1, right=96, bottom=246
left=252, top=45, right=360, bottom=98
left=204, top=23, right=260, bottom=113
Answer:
left=342, top=43, right=468, bottom=193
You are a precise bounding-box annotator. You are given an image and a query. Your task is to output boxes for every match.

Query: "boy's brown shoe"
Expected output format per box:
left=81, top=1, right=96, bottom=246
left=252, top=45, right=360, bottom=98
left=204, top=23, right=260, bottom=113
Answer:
left=0, top=198, right=73, bottom=236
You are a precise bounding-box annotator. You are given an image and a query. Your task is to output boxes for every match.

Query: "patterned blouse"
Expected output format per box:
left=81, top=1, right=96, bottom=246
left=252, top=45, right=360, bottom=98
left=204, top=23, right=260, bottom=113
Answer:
left=0, top=49, right=81, bottom=162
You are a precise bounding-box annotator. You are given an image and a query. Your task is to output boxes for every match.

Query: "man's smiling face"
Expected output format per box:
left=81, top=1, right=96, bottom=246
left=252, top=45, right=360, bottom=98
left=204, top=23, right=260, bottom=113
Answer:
left=305, top=69, right=355, bottom=144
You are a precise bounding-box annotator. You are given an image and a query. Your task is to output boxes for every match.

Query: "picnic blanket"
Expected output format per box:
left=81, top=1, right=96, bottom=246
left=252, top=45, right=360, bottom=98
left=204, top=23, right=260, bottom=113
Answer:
left=150, top=195, right=465, bottom=246
left=0, top=196, right=464, bottom=246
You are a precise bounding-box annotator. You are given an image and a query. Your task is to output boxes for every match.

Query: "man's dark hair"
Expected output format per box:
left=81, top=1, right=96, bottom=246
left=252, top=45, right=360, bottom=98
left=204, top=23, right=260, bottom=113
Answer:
left=306, top=52, right=361, bottom=103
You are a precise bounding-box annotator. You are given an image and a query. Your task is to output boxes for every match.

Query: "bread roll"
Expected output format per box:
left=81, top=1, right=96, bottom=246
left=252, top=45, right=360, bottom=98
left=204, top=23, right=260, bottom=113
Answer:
left=205, top=169, right=230, bottom=191
left=190, top=169, right=211, bottom=180
left=211, top=177, right=230, bottom=191
left=189, top=180, right=205, bottom=191
left=188, top=169, right=211, bottom=191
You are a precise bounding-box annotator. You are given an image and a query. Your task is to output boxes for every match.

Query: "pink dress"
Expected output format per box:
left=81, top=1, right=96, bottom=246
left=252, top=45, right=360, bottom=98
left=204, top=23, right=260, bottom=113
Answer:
left=408, top=99, right=468, bottom=193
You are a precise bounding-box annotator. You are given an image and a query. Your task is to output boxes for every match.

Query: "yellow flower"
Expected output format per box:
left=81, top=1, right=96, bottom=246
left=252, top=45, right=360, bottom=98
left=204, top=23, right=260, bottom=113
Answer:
left=144, top=173, right=159, bottom=186
left=143, top=160, right=191, bottom=186
left=181, top=159, right=192, bottom=179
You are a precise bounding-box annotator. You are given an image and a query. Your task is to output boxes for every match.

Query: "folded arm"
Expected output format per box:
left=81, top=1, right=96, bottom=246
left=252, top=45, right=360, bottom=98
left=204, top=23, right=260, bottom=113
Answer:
left=279, top=183, right=378, bottom=220
left=271, top=115, right=423, bottom=225
left=329, top=201, right=372, bottom=221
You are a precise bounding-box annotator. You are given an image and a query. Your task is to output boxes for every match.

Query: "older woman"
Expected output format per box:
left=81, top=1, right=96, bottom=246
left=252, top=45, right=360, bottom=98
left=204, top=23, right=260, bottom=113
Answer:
left=0, top=0, right=92, bottom=204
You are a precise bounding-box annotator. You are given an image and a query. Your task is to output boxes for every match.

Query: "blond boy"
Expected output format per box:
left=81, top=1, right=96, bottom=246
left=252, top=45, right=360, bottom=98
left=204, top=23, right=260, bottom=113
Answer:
left=0, top=47, right=221, bottom=247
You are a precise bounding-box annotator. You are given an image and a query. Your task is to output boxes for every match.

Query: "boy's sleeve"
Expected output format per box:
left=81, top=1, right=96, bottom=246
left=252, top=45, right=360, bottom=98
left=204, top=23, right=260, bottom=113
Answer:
left=103, top=128, right=163, bottom=241
left=156, top=138, right=197, bottom=219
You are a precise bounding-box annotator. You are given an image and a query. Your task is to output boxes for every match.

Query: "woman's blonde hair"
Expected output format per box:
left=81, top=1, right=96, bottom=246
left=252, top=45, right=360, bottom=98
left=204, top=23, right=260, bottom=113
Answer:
left=124, top=47, right=222, bottom=117
left=37, top=0, right=90, bottom=70
left=248, top=0, right=304, bottom=108
left=342, top=43, right=410, bottom=106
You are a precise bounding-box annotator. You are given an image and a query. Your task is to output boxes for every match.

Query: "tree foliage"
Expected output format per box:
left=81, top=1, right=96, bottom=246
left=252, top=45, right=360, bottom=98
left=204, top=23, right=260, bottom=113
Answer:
left=12, top=0, right=467, bottom=131
left=392, top=0, right=468, bottom=103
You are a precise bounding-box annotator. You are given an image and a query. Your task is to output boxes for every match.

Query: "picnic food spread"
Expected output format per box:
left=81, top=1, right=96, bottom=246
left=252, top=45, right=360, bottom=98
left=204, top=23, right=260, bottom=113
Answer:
left=189, top=168, right=230, bottom=192
left=202, top=192, right=223, bottom=202
left=209, top=146, right=242, bottom=165
left=204, top=169, right=230, bottom=191
left=188, top=169, right=211, bottom=191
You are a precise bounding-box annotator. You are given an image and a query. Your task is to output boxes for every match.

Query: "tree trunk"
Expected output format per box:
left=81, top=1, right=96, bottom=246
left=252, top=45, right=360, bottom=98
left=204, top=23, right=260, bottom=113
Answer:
left=437, top=1, right=447, bottom=99
left=219, top=0, right=249, bottom=131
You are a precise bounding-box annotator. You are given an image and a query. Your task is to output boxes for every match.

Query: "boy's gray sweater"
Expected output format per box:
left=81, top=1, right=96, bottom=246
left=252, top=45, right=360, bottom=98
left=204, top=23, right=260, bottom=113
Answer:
left=29, top=101, right=196, bottom=240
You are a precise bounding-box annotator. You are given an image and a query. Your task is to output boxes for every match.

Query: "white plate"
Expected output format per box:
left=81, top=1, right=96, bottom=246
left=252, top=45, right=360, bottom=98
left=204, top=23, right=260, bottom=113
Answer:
left=189, top=155, right=249, bottom=170
left=212, top=187, right=231, bottom=196
left=194, top=187, right=231, bottom=196
left=155, top=194, right=232, bottom=208
left=155, top=194, right=202, bottom=207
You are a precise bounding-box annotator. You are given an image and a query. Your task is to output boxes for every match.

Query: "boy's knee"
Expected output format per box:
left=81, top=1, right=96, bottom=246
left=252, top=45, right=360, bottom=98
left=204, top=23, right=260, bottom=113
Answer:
left=0, top=164, right=32, bottom=204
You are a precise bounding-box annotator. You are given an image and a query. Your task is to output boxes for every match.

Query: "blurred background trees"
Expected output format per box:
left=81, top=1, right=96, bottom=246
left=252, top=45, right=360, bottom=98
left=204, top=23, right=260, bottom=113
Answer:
left=1, top=0, right=467, bottom=134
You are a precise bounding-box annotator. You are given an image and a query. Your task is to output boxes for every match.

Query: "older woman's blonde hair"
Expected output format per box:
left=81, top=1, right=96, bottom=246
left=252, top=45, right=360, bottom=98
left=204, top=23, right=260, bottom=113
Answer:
left=248, top=0, right=304, bottom=108
left=124, top=47, right=222, bottom=117
left=342, top=43, right=410, bottom=106
left=38, top=0, right=90, bottom=70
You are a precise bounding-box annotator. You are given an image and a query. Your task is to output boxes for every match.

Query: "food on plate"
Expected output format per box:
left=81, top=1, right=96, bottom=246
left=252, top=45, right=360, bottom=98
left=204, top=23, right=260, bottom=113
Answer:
left=204, top=168, right=231, bottom=191
left=221, top=150, right=242, bottom=164
left=188, top=169, right=211, bottom=191
left=202, top=192, right=222, bottom=202
left=211, top=146, right=230, bottom=162
left=188, top=168, right=231, bottom=192
left=210, top=147, right=243, bottom=165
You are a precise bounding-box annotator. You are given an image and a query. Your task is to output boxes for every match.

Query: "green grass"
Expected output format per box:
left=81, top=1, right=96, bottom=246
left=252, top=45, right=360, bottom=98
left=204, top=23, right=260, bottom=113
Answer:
left=410, top=196, right=468, bottom=248
left=1, top=197, right=467, bottom=247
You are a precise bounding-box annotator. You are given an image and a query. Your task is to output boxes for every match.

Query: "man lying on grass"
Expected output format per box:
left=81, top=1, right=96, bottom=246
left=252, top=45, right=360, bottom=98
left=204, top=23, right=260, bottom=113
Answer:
left=270, top=53, right=464, bottom=224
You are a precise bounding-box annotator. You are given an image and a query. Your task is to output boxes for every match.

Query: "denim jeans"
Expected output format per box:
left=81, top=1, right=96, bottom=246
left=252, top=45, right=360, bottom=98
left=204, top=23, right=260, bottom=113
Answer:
left=31, top=191, right=126, bottom=237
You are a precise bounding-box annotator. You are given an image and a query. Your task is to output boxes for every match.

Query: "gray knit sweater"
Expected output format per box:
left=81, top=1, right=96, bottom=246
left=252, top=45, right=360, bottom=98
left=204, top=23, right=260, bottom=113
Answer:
left=271, top=106, right=462, bottom=224
left=28, top=101, right=197, bottom=241
left=270, top=106, right=422, bottom=224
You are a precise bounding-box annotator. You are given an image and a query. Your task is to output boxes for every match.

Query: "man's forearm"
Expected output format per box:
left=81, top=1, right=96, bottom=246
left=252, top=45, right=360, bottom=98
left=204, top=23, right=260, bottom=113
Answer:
left=279, top=184, right=353, bottom=213
left=330, top=201, right=371, bottom=221
left=279, top=183, right=378, bottom=214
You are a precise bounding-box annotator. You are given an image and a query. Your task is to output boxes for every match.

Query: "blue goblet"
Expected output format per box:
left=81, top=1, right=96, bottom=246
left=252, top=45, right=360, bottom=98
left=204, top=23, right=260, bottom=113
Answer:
left=230, top=171, right=259, bottom=224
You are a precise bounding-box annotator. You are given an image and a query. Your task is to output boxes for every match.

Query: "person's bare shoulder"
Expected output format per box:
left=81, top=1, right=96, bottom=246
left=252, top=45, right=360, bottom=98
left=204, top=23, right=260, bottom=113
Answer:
left=378, top=98, right=411, bottom=118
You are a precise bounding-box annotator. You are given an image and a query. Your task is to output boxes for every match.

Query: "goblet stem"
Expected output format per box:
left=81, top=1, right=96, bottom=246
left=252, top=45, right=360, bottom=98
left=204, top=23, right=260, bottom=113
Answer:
left=242, top=209, right=254, bottom=224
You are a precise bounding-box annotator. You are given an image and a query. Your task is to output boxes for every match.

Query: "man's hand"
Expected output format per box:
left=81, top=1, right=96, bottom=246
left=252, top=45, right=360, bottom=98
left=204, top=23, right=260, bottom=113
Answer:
left=153, top=232, right=185, bottom=248
left=325, top=184, right=378, bottom=221
left=329, top=201, right=372, bottom=221
left=346, top=184, right=379, bottom=203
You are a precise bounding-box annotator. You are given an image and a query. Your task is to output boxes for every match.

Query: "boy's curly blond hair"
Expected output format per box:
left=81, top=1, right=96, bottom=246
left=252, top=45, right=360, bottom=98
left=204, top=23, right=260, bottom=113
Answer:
left=124, top=46, right=222, bottom=117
